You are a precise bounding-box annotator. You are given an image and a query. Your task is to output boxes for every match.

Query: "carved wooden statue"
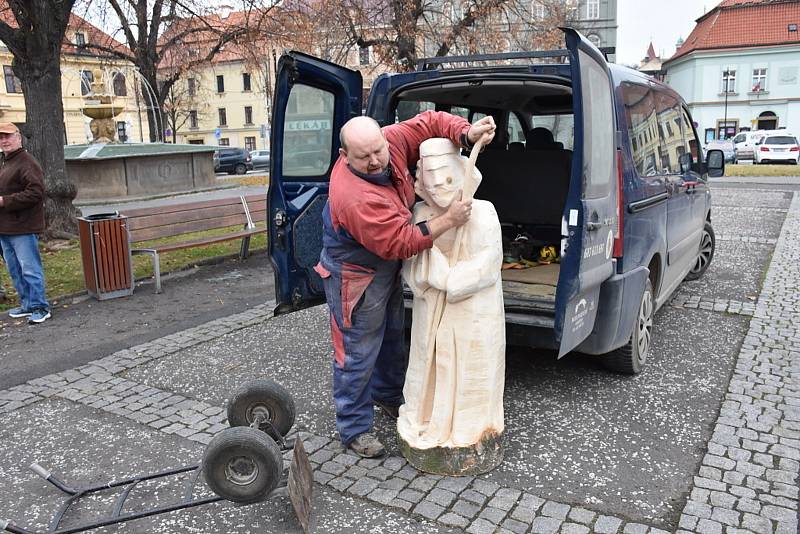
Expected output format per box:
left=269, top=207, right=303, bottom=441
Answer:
left=398, top=138, right=505, bottom=475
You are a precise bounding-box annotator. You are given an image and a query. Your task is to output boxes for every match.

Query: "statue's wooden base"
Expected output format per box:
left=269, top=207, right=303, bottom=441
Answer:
left=398, top=431, right=503, bottom=476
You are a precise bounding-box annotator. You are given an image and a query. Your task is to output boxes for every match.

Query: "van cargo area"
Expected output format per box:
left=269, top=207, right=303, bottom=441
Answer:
left=394, top=77, right=573, bottom=321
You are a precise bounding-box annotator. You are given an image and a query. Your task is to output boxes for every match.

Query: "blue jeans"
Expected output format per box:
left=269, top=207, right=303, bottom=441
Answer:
left=0, top=234, right=49, bottom=312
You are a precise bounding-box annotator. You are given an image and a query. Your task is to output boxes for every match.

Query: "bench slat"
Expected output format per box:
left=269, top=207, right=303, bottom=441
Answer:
left=129, top=213, right=262, bottom=242
left=121, top=196, right=259, bottom=218
left=126, top=203, right=252, bottom=231
left=138, top=227, right=266, bottom=253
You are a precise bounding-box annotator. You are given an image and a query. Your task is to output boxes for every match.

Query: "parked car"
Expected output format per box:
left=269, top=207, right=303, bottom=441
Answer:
left=213, top=147, right=253, bottom=175
left=754, top=134, right=800, bottom=164
left=267, top=30, right=724, bottom=375
left=732, top=131, right=766, bottom=162
left=703, top=139, right=735, bottom=163
left=251, top=149, right=271, bottom=170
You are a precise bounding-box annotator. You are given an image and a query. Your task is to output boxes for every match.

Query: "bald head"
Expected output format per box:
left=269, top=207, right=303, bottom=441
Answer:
left=339, top=116, right=390, bottom=175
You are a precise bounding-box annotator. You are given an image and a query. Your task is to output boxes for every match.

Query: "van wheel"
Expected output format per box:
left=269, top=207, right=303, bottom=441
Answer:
left=685, top=222, right=715, bottom=281
left=603, top=278, right=653, bottom=375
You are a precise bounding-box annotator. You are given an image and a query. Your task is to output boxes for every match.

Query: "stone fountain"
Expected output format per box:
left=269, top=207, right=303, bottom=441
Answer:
left=65, top=68, right=220, bottom=202
left=82, top=69, right=125, bottom=143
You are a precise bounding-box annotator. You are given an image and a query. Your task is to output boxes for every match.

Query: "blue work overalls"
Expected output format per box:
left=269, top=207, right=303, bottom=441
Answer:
left=315, top=203, right=408, bottom=446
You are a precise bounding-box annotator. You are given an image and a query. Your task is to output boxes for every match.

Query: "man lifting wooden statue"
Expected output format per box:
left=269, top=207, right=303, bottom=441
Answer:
left=398, top=137, right=506, bottom=475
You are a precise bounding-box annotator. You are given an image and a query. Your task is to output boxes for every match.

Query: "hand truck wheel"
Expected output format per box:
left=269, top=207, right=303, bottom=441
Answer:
left=227, top=379, right=296, bottom=437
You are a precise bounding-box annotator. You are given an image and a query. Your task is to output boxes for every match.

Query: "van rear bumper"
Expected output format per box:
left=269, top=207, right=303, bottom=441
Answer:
left=576, top=265, right=650, bottom=355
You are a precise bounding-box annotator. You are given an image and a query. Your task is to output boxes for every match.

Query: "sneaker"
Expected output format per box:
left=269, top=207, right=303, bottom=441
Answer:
left=28, top=309, right=51, bottom=324
left=348, top=432, right=386, bottom=458
left=374, top=400, right=400, bottom=419
left=8, top=307, right=32, bottom=318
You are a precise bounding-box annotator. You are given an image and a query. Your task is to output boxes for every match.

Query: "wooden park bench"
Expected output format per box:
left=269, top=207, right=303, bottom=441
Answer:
left=119, top=194, right=266, bottom=293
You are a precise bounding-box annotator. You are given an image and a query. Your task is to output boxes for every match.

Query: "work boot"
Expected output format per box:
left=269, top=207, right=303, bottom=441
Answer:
left=374, top=400, right=400, bottom=419
left=348, top=432, right=386, bottom=458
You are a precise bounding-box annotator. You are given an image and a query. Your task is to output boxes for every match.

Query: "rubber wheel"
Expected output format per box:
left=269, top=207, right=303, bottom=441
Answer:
left=227, top=379, right=296, bottom=436
left=603, top=278, right=654, bottom=375
left=685, top=222, right=715, bottom=281
left=234, top=163, right=247, bottom=175
left=203, top=427, right=282, bottom=503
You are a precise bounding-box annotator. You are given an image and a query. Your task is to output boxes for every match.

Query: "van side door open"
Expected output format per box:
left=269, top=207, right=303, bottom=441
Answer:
left=268, top=52, right=362, bottom=315
left=555, top=28, right=619, bottom=358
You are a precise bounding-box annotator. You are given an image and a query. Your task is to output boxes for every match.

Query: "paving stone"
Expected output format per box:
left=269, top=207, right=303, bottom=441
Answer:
left=695, top=518, right=723, bottom=534
left=540, top=501, right=570, bottom=520
left=428, top=488, right=457, bottom=508
left=710, top=506, right=740, bottom=526
left=378, top=477, right=407, bottom=491
left=709, top=490, right=737, bottom=509
left=348, top=476, right=380, bottom=497
left=397, top=487, right=426, bottom=504
left=436, top=475, right=473, bottom=493
left=501, top=517, right=530, bottom=534
left=684, top=501, right=713, bottom=519
left=567, top=507, right=596, bottom=525
left=621, top=523, right=648, bottom=534
left=414, top=500, right=444, bottom=521
left=409, top=476, right=437, bottom=492
left=478, top=506, right=507, bottom=524
left=741, top=513, right=772, bottom=534
left=439, top=512, right=469, bottom=529
left=593, top=515, right=623, bottom=534
left=313, top=471, right=335, bottom=485
left=466, top=518, right=498, bottom=534
left=462, top=489, right=489, bottom=506
left=367, top=487, right=399, bottom=505
left=560, top=523, right=590, bottom=534
left=452, top=499, right=481, bottom=519
left=530, top=516, right=562, bottom=534
left=678, top=514, right=698, bottom=530
left=471, top=478, right=500, bottom=496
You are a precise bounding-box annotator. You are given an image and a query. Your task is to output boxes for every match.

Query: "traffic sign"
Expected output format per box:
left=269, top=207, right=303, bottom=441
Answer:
left=214, top=127, right=222, bottom=139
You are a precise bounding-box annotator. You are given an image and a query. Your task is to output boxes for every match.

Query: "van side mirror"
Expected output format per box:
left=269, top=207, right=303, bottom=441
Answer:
left=679, top=153, right=692, bottom=173
left=706, top=149, right=725, bottom=178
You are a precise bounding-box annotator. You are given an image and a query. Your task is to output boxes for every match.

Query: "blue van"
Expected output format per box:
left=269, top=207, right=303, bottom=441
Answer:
left=267, top=29, right=725, bottom=374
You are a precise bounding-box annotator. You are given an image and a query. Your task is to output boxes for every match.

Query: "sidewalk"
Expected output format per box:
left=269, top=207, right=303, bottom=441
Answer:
left=0, top=188, right=798, bottom=533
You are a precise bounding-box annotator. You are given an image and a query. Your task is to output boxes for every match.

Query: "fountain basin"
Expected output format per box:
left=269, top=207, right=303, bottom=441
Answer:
left=65, top=143, right=219, bottom=201
left=82, top=105, right=125, bottom=120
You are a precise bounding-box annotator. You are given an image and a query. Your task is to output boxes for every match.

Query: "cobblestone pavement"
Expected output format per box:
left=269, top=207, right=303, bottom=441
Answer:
left=1, top=188, right=797, bottom=533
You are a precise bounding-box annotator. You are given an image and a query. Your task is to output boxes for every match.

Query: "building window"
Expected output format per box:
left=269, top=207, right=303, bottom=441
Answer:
left=242, top=72, right=251, bottom=91
left=752, top=68, right=767, bottom=92
left=112, top=72, right=127, bottom=96
left=188, top=78, right=197, bottom=96
left=116, top=121, right=128, bottom=142
left=80, top=69, right=93, bottom=96
left=218, top=108, right=227, bottom=126
left=3, top=66, right=22, bottom=94
left=216, top=75, right=225, bottom=93
left=587, top=0, right=600, bottom=19
left=244, top=106, right=253, bottom=125
left=531, top=1, right=546, bottom=18
left=75, top=32, right=86, bottom=47
left=359, top=46, right=370, bottom=66
left=189, top=110, right=198, bottom=129
left=721, top=69, right=736, bottom=93
left=244, top=136, right=256, bottom=151
left=219, top=137, right=230, bottom=146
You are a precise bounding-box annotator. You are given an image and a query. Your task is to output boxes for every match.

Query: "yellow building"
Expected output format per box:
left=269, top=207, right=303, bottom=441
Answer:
left=0, top=14, right=149, bottom=145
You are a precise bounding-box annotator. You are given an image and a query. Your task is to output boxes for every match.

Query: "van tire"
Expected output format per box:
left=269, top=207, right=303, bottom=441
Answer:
left=603, top=278, right=653, bottom=375
left=685, top=222, right=715, bottom=281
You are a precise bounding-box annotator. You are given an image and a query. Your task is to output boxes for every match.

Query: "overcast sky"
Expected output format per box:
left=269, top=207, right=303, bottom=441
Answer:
left=615, top=0, right=716, bottom=66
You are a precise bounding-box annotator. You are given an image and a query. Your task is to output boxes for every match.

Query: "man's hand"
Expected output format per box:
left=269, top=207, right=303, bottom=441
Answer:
left=467, top=116, right=496, bottom=146
left=427, top=191, right=472, bottom=240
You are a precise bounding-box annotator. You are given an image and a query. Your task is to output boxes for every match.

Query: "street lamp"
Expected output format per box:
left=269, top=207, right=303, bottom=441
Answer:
left=722, top=69, right=730, bottom=140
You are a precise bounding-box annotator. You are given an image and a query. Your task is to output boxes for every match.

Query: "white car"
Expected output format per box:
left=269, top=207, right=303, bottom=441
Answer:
left=732, top=131, right=766, bottom=162
left=754, top=135, right=800, bottom=164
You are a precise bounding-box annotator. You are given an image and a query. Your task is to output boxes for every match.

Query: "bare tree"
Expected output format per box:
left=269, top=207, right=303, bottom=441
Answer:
left=0, top=1, right=80, bottom=238
left=162, top=73, right=212, bottom=143
left=76, top=0, right=280, bottom=142
left=301, top=0, right=575, bottom=73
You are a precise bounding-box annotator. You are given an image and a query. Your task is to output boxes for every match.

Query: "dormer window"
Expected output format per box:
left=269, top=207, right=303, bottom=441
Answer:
left=75, top=32, right=86, bottom=47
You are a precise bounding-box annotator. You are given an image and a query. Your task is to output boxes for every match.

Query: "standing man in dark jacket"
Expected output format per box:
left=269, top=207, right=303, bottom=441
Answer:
left=315, top=111, right=495, bottom=457
left=0, top=122, right=50, bottom=324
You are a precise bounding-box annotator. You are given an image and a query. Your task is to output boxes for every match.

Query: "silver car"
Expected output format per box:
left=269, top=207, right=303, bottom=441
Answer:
left=250, top=149, right=270, bottom=170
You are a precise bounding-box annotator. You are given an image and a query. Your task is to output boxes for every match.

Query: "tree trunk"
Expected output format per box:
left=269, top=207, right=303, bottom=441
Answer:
left=16, top=59, right=79, bottom=240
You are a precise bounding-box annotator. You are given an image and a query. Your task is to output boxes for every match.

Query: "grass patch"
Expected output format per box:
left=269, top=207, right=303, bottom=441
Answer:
left=218, top=173, right=269, bottom=187
left=1, top=226, right=266, bottom=310
left=725, top=164, right=800, bottom=177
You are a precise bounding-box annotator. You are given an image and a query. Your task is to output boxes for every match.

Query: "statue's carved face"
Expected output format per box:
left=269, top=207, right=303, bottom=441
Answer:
left=419, top=151, right=464, bottom=209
